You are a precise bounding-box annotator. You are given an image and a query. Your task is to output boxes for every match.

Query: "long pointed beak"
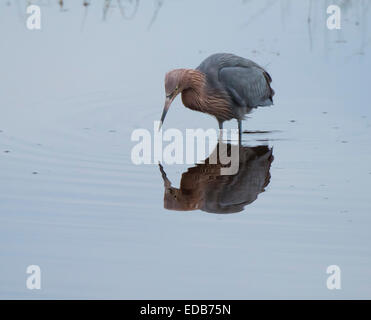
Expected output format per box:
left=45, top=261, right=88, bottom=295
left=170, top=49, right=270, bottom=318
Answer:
left=159, top=97, right=173, bottom=131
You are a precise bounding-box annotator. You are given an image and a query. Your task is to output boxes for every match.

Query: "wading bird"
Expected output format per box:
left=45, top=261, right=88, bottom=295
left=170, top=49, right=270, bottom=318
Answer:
left=159, top=53, right=275, bottom=138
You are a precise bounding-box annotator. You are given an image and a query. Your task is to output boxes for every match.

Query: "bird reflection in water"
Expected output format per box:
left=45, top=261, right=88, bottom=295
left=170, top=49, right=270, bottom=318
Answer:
left=159, top=142, right=273, bottom=214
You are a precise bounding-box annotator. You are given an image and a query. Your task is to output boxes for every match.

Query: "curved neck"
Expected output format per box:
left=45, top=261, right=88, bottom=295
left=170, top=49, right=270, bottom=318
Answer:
left=181, top=69, right=206, bottom=94
left=180, top=69, right=233, bottom=121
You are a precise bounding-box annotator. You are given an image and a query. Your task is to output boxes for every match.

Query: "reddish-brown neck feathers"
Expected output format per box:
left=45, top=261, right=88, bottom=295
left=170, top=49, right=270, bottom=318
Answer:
left=180, top=69, right=234, bottom=121
left=181, top=69, right=206, bottom=91
left=165, top=69, right=206, bottom=92
left=165, top=69, right=234, bottom=121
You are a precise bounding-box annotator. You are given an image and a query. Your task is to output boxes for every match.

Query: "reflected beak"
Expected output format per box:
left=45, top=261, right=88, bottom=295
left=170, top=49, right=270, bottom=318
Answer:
left=159, top=96, right=174, bottom=131
left=158, top=163, right=172, bottom=188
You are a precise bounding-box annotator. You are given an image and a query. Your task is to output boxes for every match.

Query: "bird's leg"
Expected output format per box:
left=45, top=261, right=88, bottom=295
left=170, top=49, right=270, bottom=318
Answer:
left=238, top=119, right=242, bottom=144
left=218, top=120, right=223, bottom=140
left=218, top=120, right=223, bottom=130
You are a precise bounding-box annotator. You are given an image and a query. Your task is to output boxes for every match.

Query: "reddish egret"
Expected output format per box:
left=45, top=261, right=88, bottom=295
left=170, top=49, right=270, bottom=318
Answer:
left=159, top=53, right=275, bottom=138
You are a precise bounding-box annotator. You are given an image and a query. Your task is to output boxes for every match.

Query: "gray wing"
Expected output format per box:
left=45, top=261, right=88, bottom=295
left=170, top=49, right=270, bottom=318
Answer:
left=219, top=66, right=274, bottom=108
left=197, top=53, right=274, bottom=108
left=197, top=53, right=264, bottom=73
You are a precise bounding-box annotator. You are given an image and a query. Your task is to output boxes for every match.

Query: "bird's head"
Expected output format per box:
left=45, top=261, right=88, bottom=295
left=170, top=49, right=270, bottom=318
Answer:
left=159, top=69, right=186, bottom=130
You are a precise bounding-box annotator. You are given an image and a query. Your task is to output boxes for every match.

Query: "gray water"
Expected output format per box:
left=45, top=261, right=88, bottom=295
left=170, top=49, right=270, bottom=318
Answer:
left=1, top=0, right=371, bottom=299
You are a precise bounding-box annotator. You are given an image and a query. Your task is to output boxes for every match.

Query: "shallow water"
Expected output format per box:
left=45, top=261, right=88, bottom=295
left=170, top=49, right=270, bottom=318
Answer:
left=1, top=0, right=371, bottom=299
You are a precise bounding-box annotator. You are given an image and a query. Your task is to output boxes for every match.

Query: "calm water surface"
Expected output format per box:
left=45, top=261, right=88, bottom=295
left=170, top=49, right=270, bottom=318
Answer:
left=0, top=0, right=371, bottom=298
